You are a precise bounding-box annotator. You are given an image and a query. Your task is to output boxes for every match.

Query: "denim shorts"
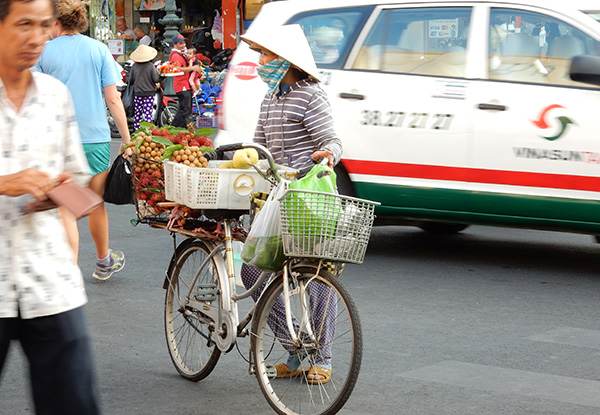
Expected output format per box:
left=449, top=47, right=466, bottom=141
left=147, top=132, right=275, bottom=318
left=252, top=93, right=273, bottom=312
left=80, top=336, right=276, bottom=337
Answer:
left=82, top=142, right=111, bottom=175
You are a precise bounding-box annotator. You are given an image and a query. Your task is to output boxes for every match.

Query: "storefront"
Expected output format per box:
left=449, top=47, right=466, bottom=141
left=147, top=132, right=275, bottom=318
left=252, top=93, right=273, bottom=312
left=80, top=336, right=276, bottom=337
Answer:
left=89, top=0, right=273, bottom=60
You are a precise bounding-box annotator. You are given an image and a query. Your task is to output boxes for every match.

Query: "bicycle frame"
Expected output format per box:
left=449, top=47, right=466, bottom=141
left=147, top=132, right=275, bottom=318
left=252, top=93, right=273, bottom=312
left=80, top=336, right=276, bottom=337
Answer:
left=172, top=216, right=321, bottom=359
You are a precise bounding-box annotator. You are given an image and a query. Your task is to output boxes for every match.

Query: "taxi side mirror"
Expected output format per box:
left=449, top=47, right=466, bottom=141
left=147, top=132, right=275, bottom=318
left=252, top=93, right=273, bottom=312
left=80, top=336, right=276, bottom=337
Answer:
left=570, top=55, right=600, bottom=86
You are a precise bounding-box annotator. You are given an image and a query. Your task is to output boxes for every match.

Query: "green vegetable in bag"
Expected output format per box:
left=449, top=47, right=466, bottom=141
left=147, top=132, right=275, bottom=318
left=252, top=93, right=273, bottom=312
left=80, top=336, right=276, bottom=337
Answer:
left=241, top=181, right=288, bottom=272
left=284, top=162, right=341, bottom=240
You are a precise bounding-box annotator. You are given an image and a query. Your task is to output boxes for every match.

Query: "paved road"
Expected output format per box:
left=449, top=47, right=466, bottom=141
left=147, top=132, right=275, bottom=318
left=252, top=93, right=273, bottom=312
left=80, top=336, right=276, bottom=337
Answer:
left=3, top=142, right=600, bottom=414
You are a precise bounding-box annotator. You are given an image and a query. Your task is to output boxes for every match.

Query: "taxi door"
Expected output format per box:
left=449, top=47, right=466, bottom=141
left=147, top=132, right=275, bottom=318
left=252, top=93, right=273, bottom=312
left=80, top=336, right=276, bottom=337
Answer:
left=470, top=5, right=600, bottom=227
left=322, top=5, right=476, bottom=219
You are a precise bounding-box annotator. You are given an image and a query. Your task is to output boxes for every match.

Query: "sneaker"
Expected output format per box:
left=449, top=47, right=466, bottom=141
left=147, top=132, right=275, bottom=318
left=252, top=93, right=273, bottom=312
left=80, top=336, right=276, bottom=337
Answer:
left=92, top=250, right=125, bottom=280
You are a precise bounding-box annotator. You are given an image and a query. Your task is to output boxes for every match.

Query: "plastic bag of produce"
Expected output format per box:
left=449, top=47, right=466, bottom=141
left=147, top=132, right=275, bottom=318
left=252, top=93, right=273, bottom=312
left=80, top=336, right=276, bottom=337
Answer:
left=284, top=162, right=340, bottom=239
left=241, top=180, right=288, bottom=271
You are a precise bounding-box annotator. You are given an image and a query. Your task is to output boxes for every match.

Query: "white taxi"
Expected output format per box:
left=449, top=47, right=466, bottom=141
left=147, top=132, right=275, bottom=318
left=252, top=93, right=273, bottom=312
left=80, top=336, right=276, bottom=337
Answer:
left=218, top=0, right=600, bottom=236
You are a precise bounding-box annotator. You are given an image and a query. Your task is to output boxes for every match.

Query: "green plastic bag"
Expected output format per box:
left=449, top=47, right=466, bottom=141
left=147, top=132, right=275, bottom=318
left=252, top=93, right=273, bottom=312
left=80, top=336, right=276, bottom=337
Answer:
left=289, top=162, right=337, bottom=194
left=284, top=162, right=341, bottom=240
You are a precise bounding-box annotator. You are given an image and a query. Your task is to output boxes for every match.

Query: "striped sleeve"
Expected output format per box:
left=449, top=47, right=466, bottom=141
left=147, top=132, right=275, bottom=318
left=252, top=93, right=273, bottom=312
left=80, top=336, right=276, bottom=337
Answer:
left=253, top=97, right=268, bottom=148
left=304, top=89, right=343, bottom=165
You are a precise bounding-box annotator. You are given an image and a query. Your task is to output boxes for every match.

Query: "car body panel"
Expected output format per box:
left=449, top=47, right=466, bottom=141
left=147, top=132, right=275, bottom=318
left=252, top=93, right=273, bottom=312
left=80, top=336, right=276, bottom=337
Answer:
left=217, top=0, right=600, bottom=234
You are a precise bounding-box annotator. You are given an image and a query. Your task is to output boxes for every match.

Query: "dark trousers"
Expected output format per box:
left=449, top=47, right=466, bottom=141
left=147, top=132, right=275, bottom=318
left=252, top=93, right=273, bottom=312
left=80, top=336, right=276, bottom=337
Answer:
left=0, top=307, right=101, bottom=415
left=172, top=89, right=192, bottom=128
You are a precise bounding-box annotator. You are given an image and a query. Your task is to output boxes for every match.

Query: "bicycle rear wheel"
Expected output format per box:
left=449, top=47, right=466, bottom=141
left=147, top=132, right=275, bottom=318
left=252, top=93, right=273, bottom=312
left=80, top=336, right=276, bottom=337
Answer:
left=251, top=266, right=362, bottom=415
left=164, top=239, right=221, bottom=381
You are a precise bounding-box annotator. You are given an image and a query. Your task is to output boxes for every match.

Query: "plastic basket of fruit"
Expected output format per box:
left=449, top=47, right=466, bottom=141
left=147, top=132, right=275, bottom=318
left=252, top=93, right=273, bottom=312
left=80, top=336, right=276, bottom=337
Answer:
left=164, top=151, right=297, bottom=210
left=131, top=154, right=167, bottom=221
left=126, top=123, right=216, bottom=220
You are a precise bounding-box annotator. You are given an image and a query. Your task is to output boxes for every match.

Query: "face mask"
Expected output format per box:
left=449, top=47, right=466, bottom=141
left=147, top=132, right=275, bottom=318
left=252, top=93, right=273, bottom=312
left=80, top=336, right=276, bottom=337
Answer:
left=256, top=57, right=291, bottom=95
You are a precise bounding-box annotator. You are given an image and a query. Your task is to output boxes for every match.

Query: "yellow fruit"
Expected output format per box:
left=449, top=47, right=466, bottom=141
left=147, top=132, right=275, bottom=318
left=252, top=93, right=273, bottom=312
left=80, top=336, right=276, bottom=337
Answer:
left=232, top=148, right=259, bottom=169
left=219, top=161, right=234, bottom=169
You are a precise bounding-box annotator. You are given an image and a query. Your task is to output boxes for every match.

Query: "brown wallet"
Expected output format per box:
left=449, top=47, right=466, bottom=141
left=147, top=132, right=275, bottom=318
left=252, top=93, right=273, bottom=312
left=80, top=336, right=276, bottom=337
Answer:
left=24, top=181, right=103, bottom=219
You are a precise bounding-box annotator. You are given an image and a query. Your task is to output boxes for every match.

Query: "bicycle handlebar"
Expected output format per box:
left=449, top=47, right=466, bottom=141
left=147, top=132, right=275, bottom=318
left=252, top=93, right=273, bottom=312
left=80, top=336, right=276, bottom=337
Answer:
left=215, top=143, right=282, bottom=183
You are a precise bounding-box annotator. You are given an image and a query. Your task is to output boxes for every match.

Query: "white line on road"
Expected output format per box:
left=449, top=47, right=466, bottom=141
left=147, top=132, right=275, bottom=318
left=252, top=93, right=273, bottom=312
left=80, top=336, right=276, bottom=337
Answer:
left=400, top=360, right=600, bottom=408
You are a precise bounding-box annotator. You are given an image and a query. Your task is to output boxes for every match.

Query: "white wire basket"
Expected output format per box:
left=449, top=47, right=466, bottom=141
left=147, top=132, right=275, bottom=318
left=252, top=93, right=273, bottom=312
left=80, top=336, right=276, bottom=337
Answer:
left=279, top=190, right=380, bottom=264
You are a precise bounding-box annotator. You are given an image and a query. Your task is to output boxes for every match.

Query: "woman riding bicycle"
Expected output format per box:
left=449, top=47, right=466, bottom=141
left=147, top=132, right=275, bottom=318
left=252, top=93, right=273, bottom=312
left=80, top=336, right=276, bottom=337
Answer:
left=239, top=23, right=343, bottom=384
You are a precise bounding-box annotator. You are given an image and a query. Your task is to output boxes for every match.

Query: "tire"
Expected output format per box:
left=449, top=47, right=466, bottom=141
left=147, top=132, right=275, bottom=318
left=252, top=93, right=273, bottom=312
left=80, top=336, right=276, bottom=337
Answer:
left=419, top=222, right=469, bottom=234
left=164, top=239, right=221, bottom=381
left=159, top=101, right=178, bottom=127
left=251, top=267, right=362, bottom=415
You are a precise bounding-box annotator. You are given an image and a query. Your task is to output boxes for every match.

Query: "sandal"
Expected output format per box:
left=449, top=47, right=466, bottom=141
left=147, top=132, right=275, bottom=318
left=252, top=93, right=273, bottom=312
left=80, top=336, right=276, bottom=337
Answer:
left=306, top=365, right=332, bottom=385
left=273, top=362, right=304, bottom=378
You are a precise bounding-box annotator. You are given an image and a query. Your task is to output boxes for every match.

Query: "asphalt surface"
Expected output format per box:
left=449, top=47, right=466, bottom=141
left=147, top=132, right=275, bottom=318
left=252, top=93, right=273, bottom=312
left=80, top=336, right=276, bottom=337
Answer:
left=3, top=140, right=600, bottom=414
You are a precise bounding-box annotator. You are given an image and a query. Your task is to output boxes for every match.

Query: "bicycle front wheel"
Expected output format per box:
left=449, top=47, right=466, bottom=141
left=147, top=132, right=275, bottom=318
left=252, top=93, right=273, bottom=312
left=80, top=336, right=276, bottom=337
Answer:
left=251, top=266, right=362, bottom=415
left=164, top=239, right=221, bottom=381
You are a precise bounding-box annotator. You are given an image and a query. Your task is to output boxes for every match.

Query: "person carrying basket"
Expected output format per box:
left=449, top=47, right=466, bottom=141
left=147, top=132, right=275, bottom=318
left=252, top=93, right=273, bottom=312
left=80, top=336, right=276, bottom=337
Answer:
left=239, top=23, right=343, bottom=384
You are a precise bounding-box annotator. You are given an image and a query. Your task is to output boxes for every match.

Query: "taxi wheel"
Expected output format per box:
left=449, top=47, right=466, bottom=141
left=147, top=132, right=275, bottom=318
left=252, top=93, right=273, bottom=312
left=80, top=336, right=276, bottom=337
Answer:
left=419, top=222, right=469, bottom=235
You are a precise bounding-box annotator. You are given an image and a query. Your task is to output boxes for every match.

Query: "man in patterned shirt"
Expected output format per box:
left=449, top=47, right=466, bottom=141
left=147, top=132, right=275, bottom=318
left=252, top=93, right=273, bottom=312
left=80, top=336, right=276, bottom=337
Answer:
left=0, top=0, right=101, bottom=413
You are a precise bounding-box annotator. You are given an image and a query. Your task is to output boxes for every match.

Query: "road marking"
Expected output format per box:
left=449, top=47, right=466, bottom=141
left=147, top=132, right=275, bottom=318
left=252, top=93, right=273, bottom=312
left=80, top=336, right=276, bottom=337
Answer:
left=400, top=361, right=600, bottom=408
left=527, top=327, right=600, bottom=349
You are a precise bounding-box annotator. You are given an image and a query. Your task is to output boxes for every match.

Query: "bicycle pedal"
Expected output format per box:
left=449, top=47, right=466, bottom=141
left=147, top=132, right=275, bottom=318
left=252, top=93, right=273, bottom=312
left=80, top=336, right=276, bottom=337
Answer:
left=195, top=283, right=218, bottom=301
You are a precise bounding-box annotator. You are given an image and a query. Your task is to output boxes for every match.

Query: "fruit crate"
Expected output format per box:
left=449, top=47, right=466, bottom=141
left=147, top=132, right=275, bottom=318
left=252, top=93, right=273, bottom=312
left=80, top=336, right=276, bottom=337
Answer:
left=131, top=154, right=168, bottom=222
left=164, top=160, right=297, bottom=210
left=196, top=115, right=219, bottom=129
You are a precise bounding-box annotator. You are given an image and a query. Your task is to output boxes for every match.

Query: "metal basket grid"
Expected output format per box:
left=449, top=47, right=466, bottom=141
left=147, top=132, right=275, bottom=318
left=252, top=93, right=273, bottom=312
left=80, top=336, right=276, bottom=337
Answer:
left=279, top=190, right=378, bottom=264
left=131, top=154, right=168, bottom=222
left=196, top=116, right=219, bottom=128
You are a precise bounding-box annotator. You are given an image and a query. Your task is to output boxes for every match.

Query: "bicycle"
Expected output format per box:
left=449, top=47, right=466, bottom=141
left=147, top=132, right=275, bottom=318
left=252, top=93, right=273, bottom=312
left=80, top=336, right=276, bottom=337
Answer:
left=138, top=143, right=379, bottom=415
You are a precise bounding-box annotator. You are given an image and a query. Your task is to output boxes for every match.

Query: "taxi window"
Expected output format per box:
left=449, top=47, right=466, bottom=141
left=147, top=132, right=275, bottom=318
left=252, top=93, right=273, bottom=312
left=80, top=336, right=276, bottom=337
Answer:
left=350, top=7, right=472, bottom=78
left=489, top=8, right=600, bottom=88
left=288, top=6, right=373, bottom=69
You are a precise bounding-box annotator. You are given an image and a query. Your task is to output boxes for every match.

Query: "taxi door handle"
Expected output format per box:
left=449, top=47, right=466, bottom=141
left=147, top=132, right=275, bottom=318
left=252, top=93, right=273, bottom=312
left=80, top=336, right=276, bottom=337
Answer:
left=340, top=92, right=365, bottom=100
left=478, top=103, right=507, bottom=111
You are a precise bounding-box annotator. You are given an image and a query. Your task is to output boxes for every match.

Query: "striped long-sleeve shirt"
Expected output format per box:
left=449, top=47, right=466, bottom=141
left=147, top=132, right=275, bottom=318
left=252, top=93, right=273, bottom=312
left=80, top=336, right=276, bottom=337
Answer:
left=253, top=78, right=343, bottom=173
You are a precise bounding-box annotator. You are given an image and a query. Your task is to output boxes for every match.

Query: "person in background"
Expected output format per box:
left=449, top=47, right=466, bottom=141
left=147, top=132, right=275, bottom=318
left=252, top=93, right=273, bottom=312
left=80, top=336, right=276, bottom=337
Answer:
left=186, top=47, right=202, bottom=91
left=0, top=0, right=101, bottom=413
left=134, top=25, right=151, bottom=46
left=129, top=44, right=161, bottom=129
left=36, top=0, right=130, bottom=280
left=169, top=32, right=201, bottom=128
left=239, top=24, right=342, bottom=384
left=116, top=17, right=134, bottom=40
